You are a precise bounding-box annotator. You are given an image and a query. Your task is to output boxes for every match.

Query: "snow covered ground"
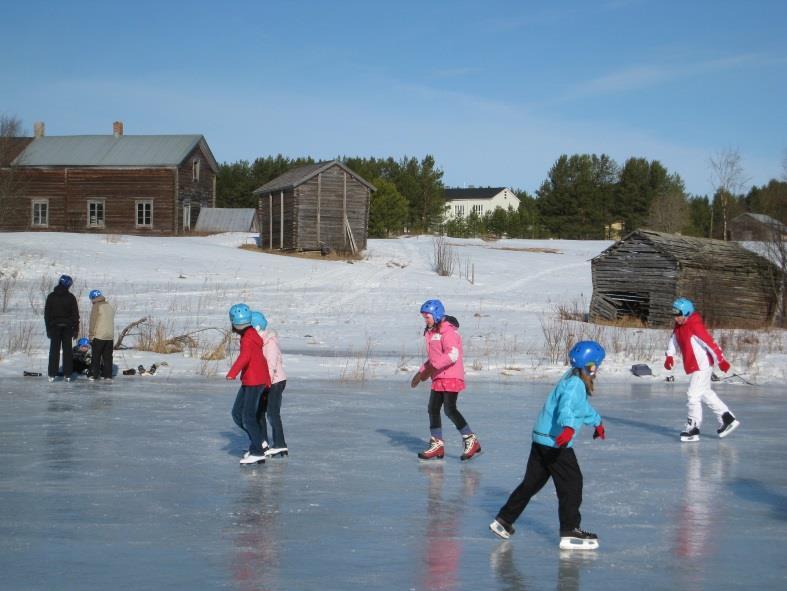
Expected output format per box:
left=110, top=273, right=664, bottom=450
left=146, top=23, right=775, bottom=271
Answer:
left=1, top=231, right=784, bottom=384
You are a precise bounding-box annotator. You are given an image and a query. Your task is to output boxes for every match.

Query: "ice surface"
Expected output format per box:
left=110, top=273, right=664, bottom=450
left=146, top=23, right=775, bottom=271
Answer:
left=1, top=375, right=785, bottom=590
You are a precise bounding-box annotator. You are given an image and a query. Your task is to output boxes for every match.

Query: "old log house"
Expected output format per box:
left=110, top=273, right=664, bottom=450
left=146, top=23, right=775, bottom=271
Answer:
left=0, top=121, right=217, bottom=235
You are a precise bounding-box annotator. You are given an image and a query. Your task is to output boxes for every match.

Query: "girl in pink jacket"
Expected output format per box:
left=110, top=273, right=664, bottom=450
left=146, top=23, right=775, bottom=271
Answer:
left=411, top=299, right=481, bottom=461
left=252, top=310, right=289, bottom=458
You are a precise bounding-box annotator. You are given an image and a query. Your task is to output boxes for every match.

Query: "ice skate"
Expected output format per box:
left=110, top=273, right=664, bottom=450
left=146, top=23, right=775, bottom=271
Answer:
left=559, top=528, right=599, bottom=550
left=137, top=365, right=147, bottom=375
left=418, top=437, right=444, bottom=460
left=47, top=376, right=55, bottom=383
left=489, top=517, right=515, bottom=540
left=240, top=452, right=265, bottom=465
left=148, top=364, right=157, bottom=375
left=680, top=419, right=700, bottom=442
left=717, top=412, right=740, bottom=438
left=460, top=433, right=481, bottom=461
left=265, top=447, right=289, bottom=458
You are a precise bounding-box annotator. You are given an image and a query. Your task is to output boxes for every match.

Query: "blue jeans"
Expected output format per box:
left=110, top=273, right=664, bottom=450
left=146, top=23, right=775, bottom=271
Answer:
left=258, top=380, right=287, bottom=448
left=231, top=385, right=268, bottom=455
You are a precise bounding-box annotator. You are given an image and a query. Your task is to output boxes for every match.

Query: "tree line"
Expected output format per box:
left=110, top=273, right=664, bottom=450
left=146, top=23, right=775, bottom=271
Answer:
left=217, top=151, right=787, bottom=240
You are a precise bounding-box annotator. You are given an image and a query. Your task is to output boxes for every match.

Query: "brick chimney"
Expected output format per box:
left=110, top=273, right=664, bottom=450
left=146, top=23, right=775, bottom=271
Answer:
left=113, top=121, right=124, bottom=137
left=34, top=121, right=45, bottom=138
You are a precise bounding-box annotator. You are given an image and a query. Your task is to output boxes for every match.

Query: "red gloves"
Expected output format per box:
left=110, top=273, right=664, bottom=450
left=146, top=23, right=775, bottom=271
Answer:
left=593, top=424, right=606, bottom=440
left=718, top=359, right=730, bottom=372
left=554, top=427, right=575, bottom=448
left=664, top=356, right=674, bottom=370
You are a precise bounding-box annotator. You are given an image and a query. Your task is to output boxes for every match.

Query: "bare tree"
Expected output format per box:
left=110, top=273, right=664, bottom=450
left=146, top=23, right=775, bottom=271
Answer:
left=646, top=188, right=689, bottom=233
left=709, top=148, right=749, bottom=241
left=0, top=114, right=27, bottom=226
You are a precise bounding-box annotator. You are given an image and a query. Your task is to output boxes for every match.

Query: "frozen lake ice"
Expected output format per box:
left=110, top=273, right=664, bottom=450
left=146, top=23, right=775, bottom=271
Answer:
left=1, top=374, right=785, bottom=590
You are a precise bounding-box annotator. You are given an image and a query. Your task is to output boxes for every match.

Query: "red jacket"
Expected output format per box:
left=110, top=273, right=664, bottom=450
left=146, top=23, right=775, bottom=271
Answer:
left=227, top=328, right=271, bottom=386
left=669, top=313, right=725, bottom=374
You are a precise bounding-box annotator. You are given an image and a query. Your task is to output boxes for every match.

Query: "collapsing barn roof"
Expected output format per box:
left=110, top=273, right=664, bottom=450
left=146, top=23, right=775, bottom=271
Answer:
left=590, top=229, right=780, bottom=328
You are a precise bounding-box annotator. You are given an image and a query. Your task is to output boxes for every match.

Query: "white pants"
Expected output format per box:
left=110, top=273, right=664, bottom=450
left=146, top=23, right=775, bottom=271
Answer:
left=686, top=368, right=729, bottom=427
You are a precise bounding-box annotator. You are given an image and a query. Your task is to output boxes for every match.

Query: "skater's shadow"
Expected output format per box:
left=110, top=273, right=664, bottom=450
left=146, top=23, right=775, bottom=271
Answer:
left=728, top=478, right=787, bottom=521
left=603, top=415, right=675, bottom=439
left=377, top=428, right=425, bottom=454
left=220, top=430, right=250, bottom=457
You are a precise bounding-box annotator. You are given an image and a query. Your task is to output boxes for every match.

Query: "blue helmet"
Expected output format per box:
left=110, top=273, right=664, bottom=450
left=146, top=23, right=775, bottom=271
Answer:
left=672, top=297, right=694, bottom=317
left=77, top=337, right=90, bottom=348
left=89, top=289, right=103, bottom=300
left=59, top=274, right=73, bottom=288
left=569, top=341, right=606, bottom=374
left=420, top=299, right=445, bottom=324
left=250, top=311, right=268, bottom=330
left=229, top=303, right=252, bottom=327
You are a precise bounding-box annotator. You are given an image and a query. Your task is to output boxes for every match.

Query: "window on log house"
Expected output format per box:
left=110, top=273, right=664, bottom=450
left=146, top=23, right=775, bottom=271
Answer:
left=31, top=199, right=49, bottom=227
left=192, top=159, right=200, bottom=182
left=88, top=200, right=105, bottom=228
left=136, top=200, right=153, bottom=228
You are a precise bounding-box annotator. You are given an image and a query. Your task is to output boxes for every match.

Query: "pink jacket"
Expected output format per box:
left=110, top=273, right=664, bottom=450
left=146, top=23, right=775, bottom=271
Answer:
left=419, top=316, right=465, bottom=392
left=259, top=328, right=287, bottom=384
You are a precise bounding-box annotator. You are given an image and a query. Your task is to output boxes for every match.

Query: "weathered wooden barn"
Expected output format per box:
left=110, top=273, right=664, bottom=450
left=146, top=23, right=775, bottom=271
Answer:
left=0, top=121, right=217, bottom=235
left=253, top=160, right=374, bottom=253
left=729, top=212, right=787, bottom=242
left=589, top=229, right=779, bottom=328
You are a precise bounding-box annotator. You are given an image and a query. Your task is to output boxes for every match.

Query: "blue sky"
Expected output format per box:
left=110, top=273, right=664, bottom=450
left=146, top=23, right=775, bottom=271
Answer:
left=2, top=0, right=785, bottom=196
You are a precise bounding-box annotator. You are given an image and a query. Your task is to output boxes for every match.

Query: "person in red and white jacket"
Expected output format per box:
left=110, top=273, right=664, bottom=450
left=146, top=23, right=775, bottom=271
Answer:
left=411, top=299, right=481, bottom=461
left=665, top=297, right=740, bottom=442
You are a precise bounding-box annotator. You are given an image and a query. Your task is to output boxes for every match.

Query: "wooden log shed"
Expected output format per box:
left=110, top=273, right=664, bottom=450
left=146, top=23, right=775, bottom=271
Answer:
left=0, top=122, right=218, bottom=235
left=252, top=161, right=374, bottom=254
left=589, top=229, right=779, bottom=328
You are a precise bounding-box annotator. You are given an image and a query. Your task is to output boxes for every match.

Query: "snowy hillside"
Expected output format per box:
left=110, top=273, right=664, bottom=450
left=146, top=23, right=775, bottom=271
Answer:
left=0, top=232, right=784, bottom=384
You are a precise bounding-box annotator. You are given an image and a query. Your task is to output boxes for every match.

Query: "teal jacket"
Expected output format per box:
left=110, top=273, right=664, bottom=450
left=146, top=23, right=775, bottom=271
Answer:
left=532, top=371, right=602, bottom=448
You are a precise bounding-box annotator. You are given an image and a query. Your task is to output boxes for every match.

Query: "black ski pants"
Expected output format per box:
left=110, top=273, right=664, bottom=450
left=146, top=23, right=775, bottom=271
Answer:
left=90, top=338, right=114, bottom=379
left=427, top=390, right=468, bottom=432
left=497, top=442, right=583, bottom=532
left=48, top=325, right=73, bottom=378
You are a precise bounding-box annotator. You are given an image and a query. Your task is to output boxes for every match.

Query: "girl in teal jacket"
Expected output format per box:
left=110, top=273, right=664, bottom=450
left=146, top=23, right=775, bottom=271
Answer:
left=490, top=341, right=606, bottom=550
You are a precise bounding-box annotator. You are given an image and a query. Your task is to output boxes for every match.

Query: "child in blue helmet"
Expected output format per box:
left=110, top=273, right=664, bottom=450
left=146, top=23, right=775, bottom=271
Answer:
left=72, top=337, right=92, bottom=376
left=251, top=311, right=289, bottom=458
left=88, top=289, right=115, bottom=380
left=490, top=341, right=606, bottom=550
left=665, top=297, right=739, bottom=442
left=44, top=274, right=79, bottom=382
left=226, top=304, right=272, bottom=465
left=411, top=299, right=481, bottom=461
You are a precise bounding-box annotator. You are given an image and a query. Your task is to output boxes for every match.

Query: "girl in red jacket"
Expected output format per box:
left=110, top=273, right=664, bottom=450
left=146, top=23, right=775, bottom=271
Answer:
left=226, top=303, right=271, bottom=464
left=411, top=299, right=481, bottom=461
left=665, top=297, right=740, bottom=442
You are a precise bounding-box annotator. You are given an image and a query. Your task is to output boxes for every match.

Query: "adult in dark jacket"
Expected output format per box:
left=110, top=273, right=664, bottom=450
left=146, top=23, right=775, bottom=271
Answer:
left=44, top=275, right=80, bottom=382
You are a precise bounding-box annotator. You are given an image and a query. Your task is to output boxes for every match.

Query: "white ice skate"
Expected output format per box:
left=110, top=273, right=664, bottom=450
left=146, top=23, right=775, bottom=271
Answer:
left=680, top=419, right=700, bottom=442
left=489, top=518, right=515, bottom=540
left=240, top=453, right=265, bottom=465
left=559, top=528, right=599, bottom=550
left=717, top=412, right=740, bottom=438
left=265, top=447, right=289, bottom=458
